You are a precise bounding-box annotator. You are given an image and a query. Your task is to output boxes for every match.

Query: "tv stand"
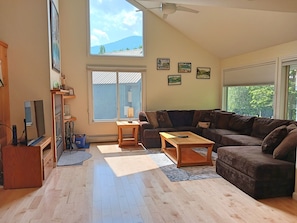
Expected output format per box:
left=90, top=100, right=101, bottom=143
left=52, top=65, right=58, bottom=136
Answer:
left=2, top=136, right=53, bottom=189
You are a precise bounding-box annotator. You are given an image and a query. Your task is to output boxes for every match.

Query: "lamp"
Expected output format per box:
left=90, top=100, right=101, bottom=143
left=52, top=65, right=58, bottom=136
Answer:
left=127, top=107, right=134, bottom=123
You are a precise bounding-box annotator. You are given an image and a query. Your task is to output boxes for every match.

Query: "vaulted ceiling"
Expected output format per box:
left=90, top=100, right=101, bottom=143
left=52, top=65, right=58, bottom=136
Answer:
left=134, top=0, right=297, bottom=59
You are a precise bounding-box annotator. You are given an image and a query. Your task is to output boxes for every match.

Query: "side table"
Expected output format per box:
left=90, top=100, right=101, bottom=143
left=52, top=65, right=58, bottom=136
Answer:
left=116, top=121, right=140, bottom=146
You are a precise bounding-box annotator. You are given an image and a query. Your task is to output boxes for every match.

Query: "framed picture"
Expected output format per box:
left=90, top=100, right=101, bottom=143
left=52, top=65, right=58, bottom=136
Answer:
left=168, top=75, right=181, bottom=85
left=157, top=58, right=170, bottom=70
left=178, top=62, right=191, bottom=73
left=196, top=67, right=211, bottom=79
left=50, top=0, right=61, bottom=73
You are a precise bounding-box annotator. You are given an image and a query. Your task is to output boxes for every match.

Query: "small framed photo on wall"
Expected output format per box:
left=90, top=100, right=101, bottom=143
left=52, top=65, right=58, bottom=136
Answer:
left=196, top=67, right=211, bottom=79
left=168, top=75, right=181, bottom=85
left=178, top=62, right=191, bottom=73
left=157, top=58, right=170, bottom=70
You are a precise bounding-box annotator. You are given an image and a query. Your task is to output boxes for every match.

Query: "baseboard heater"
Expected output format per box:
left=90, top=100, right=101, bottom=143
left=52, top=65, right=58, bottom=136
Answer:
left=86, top=134, right=118, bottom=143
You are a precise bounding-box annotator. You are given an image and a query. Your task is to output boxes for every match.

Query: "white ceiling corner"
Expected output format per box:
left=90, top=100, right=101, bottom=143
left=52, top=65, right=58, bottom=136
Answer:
left=135, top=0, right=297, bottom=58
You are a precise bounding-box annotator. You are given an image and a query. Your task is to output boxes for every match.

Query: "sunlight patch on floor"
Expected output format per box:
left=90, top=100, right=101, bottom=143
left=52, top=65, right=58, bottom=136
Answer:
left=97, top=144, right=145, bottom=154
left=104, top=154, right=159, bottom=177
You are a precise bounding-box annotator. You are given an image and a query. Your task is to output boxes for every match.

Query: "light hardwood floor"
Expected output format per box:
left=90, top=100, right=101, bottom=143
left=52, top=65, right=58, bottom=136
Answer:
left=1, top=143, right=297, bottom=223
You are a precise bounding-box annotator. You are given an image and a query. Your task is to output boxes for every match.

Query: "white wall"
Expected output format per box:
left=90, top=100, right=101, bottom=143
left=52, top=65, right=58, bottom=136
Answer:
left=0, top=0, right=52, bottom=138
left=59, top=0, right=221, bottom=139
left=221, top=40, right=297, bottom=68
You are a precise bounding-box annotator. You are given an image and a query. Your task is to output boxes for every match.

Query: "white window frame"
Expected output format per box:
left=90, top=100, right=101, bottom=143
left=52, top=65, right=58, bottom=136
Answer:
left=278, top=55, right=297, bottom=119
left=87, top=65, right=146, bottom=124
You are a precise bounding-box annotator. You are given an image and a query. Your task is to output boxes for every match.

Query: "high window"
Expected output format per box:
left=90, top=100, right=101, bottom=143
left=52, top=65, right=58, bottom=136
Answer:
left=89, top=0, right=143, bottom=57
left=89, top=70, right=142, bottom=122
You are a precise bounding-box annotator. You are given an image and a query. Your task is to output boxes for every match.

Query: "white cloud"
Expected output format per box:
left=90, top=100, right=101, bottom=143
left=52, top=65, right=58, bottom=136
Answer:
left=91, top=29, right=109, bottom=46
left=121, top=10, right=138, bottom=26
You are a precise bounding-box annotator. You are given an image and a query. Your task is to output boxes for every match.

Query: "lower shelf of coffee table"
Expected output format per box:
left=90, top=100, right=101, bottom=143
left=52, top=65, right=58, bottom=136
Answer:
left=162, top=147, right=213, bottom=167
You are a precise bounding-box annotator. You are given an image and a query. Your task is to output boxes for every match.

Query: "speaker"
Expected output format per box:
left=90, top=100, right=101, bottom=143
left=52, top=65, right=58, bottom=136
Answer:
left=12, top=125, right=17, bottom=145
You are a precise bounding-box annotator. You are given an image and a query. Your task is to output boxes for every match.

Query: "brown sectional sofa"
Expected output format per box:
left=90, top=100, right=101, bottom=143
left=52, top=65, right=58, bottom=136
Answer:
left=138, top=109, right=297, bottom=199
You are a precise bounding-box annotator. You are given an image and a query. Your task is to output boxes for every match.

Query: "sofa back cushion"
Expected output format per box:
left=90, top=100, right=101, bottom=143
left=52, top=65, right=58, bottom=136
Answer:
left=168, top=110, right=194, bottom=127
left=139, top=111, right=148, bottom=121
left=213, top=111, right=234, bottom=129
left=251, top=117, right=291, bottom=139
left=157, top=110, right=173, bottom=128
left=228, top=114, right=255, bottom=135
left=192, top=110, right=214, bottom=127
left=145, top=111, right=159, bottom=128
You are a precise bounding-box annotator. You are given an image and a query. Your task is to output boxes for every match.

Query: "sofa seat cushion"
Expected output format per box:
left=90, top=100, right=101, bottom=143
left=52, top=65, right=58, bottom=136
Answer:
left=221, top=134, right=262, bottom=146
left=203, top=128, right=240, bottom=143
left=217, top=146, right=295, bottom=181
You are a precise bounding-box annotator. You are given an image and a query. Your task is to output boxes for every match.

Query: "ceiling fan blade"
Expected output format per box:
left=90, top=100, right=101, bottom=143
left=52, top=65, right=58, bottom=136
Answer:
left=136, top=6, right=161, bottom=12
left=176, top=5, right=199, bottom=14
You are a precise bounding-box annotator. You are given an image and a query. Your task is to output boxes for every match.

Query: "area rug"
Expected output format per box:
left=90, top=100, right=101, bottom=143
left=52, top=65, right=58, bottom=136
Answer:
left=57, top=150, right=92, bottom=166
left=148, top=148, right=221, bottom=182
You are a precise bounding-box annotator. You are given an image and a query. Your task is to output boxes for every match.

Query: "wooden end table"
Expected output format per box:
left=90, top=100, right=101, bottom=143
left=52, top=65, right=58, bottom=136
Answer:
left=116, top=121, right=140, bottom=147
left=159, top=131, right=214, bottom=168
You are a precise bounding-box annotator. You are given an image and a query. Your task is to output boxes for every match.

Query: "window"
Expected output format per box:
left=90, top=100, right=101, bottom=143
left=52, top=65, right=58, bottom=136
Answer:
left=89, top=0, right=143, bottom=57
left=223, top=62, right=276, bottom=118
left=286, top=64, right=297, bottom=121
left=91, top=71, right=142, bottom=121
left=226, top=85, right=274, bottom=117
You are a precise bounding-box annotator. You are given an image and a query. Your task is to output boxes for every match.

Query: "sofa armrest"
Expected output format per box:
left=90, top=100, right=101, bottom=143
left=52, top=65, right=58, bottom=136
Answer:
left=138, top=121, right=154, bottom=142
left=139, top=121, right=154, bottom=130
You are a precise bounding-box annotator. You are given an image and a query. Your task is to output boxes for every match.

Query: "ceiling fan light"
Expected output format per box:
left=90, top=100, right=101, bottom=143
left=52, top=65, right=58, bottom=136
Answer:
left=161, top=3, right=177, bottom=14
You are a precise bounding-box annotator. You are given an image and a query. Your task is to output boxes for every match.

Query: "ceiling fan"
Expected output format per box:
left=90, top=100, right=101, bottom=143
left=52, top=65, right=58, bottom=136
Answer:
left=144, top=3, right=199, bottom=19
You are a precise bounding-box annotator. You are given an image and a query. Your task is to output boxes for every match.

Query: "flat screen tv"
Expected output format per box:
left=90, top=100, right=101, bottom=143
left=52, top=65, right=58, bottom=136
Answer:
left=23, top=100, right=45, bottom=146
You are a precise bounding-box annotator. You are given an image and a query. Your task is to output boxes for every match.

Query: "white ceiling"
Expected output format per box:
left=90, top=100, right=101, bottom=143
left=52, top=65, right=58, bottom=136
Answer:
left=134, top=0, right=297, bottom=59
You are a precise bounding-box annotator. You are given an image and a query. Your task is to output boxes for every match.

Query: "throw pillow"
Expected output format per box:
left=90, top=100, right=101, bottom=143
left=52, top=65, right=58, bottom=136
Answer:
left=262, top=125, right=288, bottom=154
left=197, top=121, right=210, bottom=129
left=286, top=123, right=297, bottom=132
left=156, top=110, right=173, bottom=128
left=145, top=111, right=159, bottom=128
left=273, top=128, right=297, bottom=160
left=192, top=110, right=213, bottom=126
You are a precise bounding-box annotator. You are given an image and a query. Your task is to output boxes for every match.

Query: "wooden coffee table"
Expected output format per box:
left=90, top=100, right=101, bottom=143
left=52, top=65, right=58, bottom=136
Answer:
left=159, top=131, right=214, bottom=168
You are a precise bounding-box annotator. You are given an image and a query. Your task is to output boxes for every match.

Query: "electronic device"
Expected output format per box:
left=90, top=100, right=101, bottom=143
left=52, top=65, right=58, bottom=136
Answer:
left=22, top=100, right=45, bottom=146
left=12, top=124, right=17, bottom=145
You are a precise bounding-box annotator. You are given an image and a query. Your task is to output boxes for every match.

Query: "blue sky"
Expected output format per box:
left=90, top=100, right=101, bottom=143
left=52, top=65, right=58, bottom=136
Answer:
left=89, top=0, right=143, bottom=47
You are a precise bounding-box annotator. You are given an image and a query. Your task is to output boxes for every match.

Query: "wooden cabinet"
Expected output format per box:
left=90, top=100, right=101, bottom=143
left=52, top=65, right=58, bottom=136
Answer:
left=51, top=90, right=76, bottom=162
left=2, top=136, right=53, bottom=189
left=0, top=41, right=10, bottom=185
left=0, top=41, right=11, bottom=147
